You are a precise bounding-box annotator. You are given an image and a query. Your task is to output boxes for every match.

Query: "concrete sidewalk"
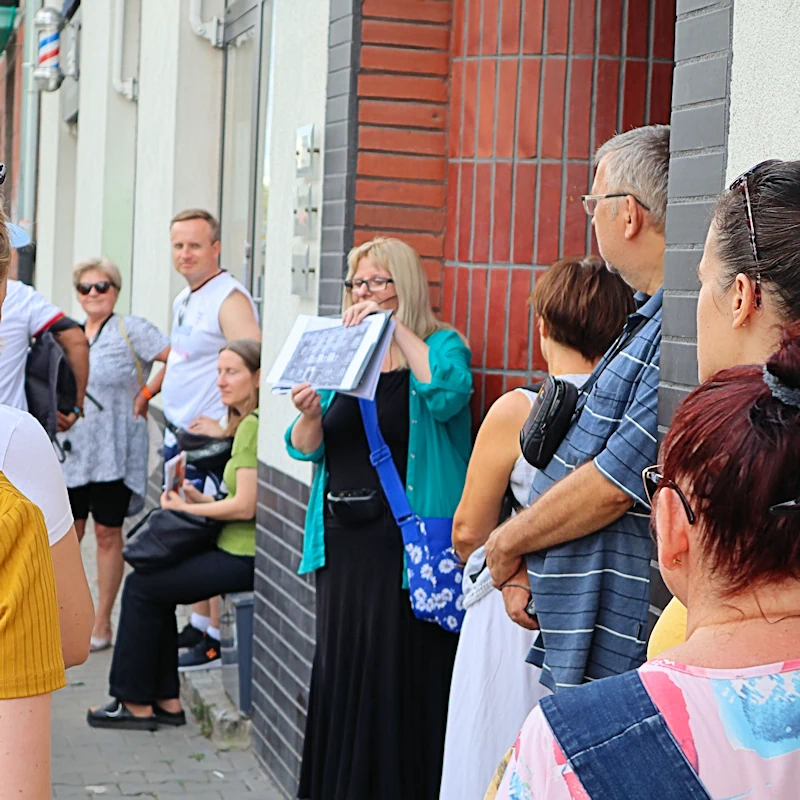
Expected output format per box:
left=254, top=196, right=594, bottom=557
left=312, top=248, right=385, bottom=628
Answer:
left=50, top=526, right=282, bottom=799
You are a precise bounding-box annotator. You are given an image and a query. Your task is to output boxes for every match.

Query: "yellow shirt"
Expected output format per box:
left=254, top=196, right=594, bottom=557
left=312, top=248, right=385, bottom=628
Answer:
left=647, top=597, right=688, bottom=659
left=0, top=472, right=66, bottom=698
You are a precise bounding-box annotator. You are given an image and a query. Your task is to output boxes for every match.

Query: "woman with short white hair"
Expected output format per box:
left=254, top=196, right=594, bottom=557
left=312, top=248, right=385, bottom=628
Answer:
left=59, top=257, right=170, bottom=651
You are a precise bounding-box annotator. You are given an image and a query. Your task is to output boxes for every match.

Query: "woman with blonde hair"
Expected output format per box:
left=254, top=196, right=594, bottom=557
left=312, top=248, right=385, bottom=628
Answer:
left=87, top=339, right=261, bottom=730
left=288, top=237, right=473, bottom=800
left=59, top=257, right=170, bottom=651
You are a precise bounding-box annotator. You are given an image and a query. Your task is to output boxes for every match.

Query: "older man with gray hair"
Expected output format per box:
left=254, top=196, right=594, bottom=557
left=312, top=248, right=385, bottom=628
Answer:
left=485, top=124, right=669, bottom=692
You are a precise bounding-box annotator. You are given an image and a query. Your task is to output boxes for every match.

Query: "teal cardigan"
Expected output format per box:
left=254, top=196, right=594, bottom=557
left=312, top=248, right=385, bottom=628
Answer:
left=285, top=328, right=473, bottom=577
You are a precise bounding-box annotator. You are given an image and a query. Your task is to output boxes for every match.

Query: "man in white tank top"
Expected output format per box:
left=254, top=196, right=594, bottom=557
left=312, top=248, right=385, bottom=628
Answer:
left=137, top=209, right=261, bottom=662
left=141, top=209, right=261, bottom=442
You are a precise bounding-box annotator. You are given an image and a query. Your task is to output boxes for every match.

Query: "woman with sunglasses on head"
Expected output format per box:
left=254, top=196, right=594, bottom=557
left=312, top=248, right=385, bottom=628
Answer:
left=492, top=325, right=800, bottom=800
left=649, top=158, right=800, bottom=658
left=59, top=258, right=170, bottom=651
left=287, top=237, right=473, bottom=800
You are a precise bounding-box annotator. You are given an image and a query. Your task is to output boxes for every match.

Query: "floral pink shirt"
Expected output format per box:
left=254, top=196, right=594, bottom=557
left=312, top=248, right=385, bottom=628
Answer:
left=496, top=659, right=800, bottom=799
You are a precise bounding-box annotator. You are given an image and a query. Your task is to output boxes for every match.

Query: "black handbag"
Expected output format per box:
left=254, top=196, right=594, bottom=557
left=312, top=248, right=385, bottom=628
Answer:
left=165, top=422, right=233, bottom=472
left=122, top=508, right=222, bottom=573
left=519, top=377, right=580, bottom=468
left=326, top=489, right=385, bottom=525
left=519, top=317, right=650, bottom=468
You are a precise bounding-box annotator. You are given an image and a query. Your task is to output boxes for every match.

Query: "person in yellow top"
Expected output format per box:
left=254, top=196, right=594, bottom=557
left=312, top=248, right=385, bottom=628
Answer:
left=0, top=207, right=94, bottom=798
left=649, top=158, right=800, bottom=658
left=0, top=474, right=65, bottom=799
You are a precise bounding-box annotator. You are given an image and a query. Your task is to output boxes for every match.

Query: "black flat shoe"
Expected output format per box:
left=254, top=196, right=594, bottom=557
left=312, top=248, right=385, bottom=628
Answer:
left=154, top=706, right=187, bottom=726
left=87, top=699, right=157, bottom=731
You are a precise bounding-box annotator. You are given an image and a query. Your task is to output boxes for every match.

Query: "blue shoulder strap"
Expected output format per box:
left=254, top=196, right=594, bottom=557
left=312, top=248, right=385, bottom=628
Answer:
left=539, top=671, right=711, bottom=800
left=358, top=398, right=419, bottom=544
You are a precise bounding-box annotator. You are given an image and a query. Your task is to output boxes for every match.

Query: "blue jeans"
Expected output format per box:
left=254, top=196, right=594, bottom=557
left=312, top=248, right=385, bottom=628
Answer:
left=539, top=670, right=711, bottom=799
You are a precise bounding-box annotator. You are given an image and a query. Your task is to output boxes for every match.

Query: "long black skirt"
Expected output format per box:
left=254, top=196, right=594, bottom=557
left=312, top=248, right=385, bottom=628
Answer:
left=297, top=511, right=459, bottom=800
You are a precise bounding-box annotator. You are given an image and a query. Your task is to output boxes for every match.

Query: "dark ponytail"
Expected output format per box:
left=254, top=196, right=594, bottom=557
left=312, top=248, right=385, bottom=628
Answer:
left=764, top=321, right=800, bottom=396
left=713, top=160, right=800, bottom=321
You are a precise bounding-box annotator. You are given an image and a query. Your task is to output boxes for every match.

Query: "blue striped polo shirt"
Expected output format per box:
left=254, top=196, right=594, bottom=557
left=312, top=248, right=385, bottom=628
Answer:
left=525, top=288, right=662, bottom=691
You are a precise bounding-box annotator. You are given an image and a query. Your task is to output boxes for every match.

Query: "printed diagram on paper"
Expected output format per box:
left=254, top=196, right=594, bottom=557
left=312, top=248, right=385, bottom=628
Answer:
left=279, top=325, right=367, bottom=386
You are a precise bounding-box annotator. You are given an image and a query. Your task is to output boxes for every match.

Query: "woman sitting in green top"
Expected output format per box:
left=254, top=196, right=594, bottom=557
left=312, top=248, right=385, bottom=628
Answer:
left=287, top=237, right=473, bottom=800
left=87, top=339, right=261, bottom=731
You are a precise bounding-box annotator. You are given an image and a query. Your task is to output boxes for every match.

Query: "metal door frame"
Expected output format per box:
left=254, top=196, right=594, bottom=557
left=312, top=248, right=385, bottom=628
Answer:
left=218, top=0, right=267, bottom=302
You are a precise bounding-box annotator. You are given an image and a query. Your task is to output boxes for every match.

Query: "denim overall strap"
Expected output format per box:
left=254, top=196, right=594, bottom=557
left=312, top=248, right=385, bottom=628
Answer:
left=539, top=671, right=711, bottom=800
left=358, top=398, right=420, bottom=545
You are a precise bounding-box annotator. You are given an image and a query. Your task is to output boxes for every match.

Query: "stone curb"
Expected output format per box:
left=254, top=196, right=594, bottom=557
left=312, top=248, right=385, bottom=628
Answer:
left=180, top=668, right=252, bottom=751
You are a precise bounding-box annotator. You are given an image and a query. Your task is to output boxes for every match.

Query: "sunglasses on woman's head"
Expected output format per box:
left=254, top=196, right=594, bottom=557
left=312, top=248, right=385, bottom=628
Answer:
left=726, top=160, right=783, bottom=310
left=77, top=281, right=114, bottom=295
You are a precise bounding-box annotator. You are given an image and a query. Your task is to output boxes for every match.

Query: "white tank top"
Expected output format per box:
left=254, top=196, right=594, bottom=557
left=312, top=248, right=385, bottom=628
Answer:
left=162, top=272, right=258, bottom=436
left=462, top=375, right=590, bottom=608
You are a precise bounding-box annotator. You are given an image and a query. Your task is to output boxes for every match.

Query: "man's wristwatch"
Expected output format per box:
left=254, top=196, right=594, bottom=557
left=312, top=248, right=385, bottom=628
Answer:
left=72, top=406, right=84, bottom=418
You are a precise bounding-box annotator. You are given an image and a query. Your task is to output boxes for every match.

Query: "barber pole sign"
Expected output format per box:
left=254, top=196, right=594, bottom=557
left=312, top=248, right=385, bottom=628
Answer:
left=38, top=30, right=60, bottom=70
left=32, top=7, right=66, bottom=92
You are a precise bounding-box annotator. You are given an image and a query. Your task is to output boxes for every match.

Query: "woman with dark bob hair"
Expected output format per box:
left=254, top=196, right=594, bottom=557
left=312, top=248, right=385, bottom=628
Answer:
left=440, top=255, right=634, bottom=800
left=651, top=158, right=800, bottom=655
left=493, top=323, right=800, bottom=799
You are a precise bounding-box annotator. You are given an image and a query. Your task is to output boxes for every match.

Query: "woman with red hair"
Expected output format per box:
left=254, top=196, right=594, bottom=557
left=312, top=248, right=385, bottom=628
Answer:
left=492, top=323, right=800, bottom=799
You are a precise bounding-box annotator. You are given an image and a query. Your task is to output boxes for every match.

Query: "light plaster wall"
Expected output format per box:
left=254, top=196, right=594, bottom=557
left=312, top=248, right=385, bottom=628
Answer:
left=71, top=0, right=138, bottom=317
left=35, top=91, right=77, bottom=310
left=726, top=0, right=800, bottom=183
left=257, top=0, right=329, bottom=484
left=130, top=0, right=223, bottom=338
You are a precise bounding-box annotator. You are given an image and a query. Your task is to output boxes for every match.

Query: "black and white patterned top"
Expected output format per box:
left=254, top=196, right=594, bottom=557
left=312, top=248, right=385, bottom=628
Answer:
left=59, top=314, right=169, bottom=511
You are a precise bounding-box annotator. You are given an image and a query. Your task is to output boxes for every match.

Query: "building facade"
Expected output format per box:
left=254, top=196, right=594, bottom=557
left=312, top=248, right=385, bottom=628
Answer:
left=3, top=0, right=798, bottom=795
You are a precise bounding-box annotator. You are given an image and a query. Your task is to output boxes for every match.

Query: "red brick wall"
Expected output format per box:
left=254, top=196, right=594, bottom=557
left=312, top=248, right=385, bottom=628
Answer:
left=441, top=0, right=675, bottom=420
left=353, top=0, right=453, bottom=310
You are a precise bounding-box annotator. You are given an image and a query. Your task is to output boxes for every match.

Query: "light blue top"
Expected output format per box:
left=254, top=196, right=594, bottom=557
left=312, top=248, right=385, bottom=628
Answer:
left=285, top=328, right=473, bottom=577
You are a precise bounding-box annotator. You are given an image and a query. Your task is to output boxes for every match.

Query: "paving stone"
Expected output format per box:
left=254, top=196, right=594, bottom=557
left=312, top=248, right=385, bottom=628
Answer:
left=50, top=525, right=282, bottom=799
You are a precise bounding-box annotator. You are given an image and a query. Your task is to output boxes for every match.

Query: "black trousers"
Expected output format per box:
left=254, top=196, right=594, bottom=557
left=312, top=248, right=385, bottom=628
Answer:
left=109, top=548, right=254, bottom=704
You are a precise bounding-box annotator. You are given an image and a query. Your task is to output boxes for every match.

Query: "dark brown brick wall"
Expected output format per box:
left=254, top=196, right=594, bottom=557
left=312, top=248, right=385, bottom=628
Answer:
left=251, top=464, right=314, bottom=795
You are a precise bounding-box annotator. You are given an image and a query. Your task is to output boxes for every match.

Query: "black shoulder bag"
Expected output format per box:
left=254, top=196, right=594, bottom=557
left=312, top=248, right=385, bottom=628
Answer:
left=122, top=508, right=222, bottom=573
left=519, top=318, right=649, bottom=468
left=165, top=421, right=233, bottom=472
left=165, top=411, right=259, bottom=473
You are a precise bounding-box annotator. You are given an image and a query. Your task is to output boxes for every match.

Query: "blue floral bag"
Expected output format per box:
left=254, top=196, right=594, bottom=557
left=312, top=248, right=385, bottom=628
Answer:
left=359, top=399, right=464, bottom=633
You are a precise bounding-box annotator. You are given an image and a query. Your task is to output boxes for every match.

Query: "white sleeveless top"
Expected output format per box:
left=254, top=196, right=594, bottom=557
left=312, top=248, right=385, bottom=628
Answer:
left=162, top=272, right=258, bottom=438
left=462, top=375, right=589, bottom=608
